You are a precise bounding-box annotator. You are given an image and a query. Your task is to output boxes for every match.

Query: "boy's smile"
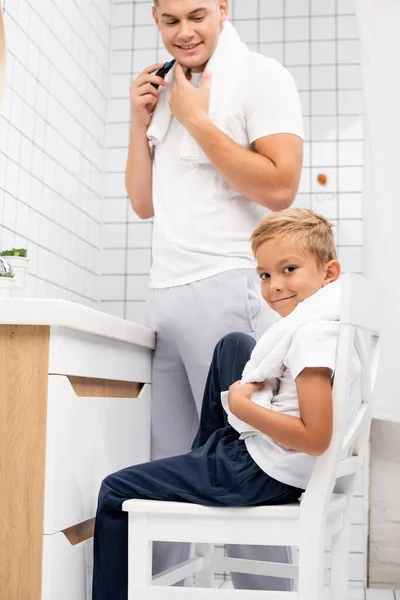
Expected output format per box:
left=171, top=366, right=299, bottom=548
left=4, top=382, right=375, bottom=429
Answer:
left=255, top=239, right=341, bottom=318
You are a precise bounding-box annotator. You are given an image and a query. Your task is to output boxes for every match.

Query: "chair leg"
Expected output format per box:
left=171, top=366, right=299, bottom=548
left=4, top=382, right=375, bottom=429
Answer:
left=127, top=514, right=153, bottom=600
left=194, top=543, right=215, bottom=588
left=298, top=537, right=325, bottom=600
left=330, top=510, right=351, bottom=600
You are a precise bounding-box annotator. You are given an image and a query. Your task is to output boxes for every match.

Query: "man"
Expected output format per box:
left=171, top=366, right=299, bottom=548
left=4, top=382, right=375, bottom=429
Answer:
left=125, top=0, right=303, bottom=591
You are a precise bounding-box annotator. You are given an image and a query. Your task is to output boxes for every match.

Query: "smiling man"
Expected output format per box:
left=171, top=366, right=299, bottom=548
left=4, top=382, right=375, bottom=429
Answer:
left=123, top=0, right=304, bottom=593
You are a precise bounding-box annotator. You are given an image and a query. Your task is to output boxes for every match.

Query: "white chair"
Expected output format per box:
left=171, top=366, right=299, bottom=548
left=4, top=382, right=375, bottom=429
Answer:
left=123, top=273, right=379, bottom=600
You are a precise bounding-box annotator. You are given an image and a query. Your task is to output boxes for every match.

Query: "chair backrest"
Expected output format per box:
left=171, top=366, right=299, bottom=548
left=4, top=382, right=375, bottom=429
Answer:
left=300, top=273, right=380, bottom=517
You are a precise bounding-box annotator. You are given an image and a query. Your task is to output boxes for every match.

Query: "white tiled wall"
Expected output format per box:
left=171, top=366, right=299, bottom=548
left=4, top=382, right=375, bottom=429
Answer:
left=103, top=0, right=363, bottom=325
left=102, top=0, right=159, bottom=322
left=0, top=0, right=112, bottom=304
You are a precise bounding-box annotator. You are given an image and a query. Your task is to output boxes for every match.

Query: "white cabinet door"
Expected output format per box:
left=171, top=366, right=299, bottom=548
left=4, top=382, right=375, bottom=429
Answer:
left=42, top=532, right=88, bottom=600
left=49, top=326, right=152, bottom=383
left=43, top=376, right=151, bottom=534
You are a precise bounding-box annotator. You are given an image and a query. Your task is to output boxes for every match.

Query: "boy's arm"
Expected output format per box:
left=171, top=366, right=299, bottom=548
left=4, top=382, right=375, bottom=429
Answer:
left=228, top=367, right=333, bottom=456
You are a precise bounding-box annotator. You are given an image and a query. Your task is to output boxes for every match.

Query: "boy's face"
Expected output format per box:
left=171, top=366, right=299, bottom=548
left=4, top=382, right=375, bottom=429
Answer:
left=153, top=0, right=229, bottom=72
left=255, top=239, right=341, bottom=318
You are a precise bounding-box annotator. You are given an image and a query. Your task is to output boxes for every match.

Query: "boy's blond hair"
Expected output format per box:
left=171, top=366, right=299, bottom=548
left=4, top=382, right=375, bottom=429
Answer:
left=251, top=208, right=337, bottom=267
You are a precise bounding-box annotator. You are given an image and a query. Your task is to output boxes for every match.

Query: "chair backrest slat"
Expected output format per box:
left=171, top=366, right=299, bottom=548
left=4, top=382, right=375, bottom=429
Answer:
left=342, top=403, right=369, bottom=458
left=336, top=456, right=361, bottom=479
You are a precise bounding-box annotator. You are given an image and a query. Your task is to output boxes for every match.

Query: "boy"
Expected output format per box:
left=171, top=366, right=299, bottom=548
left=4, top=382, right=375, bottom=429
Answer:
left=92, top=208, right=350, bottom=600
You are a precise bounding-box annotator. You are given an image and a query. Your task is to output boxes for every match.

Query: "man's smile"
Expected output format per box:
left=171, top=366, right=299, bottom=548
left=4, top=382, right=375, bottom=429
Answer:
left=175, top=42, right=203, bottom=53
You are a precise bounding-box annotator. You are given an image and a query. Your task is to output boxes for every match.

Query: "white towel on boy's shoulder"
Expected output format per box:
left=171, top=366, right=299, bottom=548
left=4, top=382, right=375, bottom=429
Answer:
left=221, top=280, right=342, bottom=435
left=147, top=20, right=249, bottom=163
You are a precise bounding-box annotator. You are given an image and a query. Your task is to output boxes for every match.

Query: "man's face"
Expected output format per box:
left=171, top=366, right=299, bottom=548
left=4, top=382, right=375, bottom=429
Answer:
left=153, top=0, right=229, bottom=72
left=255, top=239, right=340, bottom=318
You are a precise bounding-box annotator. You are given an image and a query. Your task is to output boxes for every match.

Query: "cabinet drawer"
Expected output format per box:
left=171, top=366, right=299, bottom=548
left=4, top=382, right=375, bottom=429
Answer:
left=43, top=376, right=151, bottom=534
left=49, top=326, right=152, bottom=382
left=42, top=532, right=88, bottom=600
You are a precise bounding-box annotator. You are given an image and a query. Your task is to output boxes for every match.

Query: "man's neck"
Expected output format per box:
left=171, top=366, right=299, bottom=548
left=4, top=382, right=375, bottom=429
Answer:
left=191, top=64, right=207, bottom=74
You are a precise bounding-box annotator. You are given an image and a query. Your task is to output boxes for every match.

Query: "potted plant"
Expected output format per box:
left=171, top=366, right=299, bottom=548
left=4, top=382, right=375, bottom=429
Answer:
left=0, top=248, right=29, bottom=289
left=0, top=257, right=14, bottom=298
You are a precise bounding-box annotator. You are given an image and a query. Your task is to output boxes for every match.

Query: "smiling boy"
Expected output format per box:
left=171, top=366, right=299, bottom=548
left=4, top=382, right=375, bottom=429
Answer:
left=91, top=209, right=362, bottom=600
left=227, top=210, right=341, bottom=466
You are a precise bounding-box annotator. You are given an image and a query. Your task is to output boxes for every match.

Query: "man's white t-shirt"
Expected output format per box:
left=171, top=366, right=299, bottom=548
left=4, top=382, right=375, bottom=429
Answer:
left=244, top=321, right=362, bottom=491
left=150, top=54, right=304, bottom=289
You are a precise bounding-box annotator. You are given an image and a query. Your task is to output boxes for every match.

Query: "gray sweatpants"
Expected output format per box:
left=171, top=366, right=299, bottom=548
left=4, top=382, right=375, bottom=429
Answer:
left=145, top=268, right=292, bottom=591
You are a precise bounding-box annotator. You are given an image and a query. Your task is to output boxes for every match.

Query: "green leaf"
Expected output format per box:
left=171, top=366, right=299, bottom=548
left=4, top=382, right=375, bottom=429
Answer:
left=0, top=248, right=28, bottom=257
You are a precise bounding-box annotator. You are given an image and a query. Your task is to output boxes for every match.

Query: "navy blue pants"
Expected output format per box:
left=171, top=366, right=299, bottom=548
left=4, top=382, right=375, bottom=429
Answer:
left=92, top=333, right=303, bottom=600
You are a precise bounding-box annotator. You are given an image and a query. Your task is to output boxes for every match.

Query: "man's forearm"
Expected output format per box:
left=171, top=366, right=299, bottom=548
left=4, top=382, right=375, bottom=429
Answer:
left=125, top=124, right=154, bottom=220
left=185, top=117, right=295, bottom=211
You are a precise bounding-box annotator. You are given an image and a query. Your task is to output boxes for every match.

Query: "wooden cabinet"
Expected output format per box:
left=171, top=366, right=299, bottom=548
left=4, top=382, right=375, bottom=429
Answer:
left=0, top=300, right=155, bottom=600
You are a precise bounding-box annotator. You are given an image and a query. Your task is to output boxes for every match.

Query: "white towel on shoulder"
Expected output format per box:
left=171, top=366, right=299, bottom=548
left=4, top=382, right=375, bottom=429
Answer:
left=221, top=280, right=342, bottom=435
left=147, top=20, right=249, bottom=164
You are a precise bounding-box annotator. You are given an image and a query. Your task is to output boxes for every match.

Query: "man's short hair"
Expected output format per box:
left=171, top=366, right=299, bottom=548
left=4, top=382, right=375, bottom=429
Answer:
left=153, top=0, right=219, bottom=5
left=251, top=208, right=337, bottom=266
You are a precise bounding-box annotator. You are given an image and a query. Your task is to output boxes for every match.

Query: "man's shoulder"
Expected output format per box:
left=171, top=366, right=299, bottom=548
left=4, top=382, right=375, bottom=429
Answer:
left=244, top=50, right=290, bottom=78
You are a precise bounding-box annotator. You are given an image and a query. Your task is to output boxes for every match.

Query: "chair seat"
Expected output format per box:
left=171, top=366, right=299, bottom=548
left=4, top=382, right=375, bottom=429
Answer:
left=123, top=494, right=346, bottom=550
left=123, top=492, right=346, bottom=521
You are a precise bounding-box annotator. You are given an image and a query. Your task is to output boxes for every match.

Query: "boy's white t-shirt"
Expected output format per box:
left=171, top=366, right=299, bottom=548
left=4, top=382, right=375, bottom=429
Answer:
left=150, top=54, right=304, bottom=289
left=244, top=321, right=362, bottom=491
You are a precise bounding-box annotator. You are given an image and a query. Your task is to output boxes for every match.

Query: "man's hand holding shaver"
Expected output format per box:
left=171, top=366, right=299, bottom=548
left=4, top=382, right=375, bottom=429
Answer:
left=130, top=63, right=168, bottom=129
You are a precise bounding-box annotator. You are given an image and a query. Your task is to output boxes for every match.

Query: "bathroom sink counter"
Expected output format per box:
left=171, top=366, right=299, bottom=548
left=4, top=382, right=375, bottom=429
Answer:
left=0, top=299, right=154, bottom=600
left=0, top=298, right=155, bottom=349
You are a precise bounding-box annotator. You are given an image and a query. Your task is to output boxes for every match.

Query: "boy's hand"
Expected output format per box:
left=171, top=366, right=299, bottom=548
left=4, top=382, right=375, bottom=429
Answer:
left=228, top=381, right=264, bottom=418
left=169, top=63, right=211, bottom=128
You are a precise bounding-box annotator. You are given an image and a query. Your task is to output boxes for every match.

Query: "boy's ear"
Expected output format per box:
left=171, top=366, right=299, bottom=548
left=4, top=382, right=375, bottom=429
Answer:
left=323, top=260, right=341, bottom=285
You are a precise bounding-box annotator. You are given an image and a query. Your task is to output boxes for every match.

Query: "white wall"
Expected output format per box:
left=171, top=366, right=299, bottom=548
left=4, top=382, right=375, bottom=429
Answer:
left=0, top=0, right=112, bottom=305
left=102, top=0, right=161, bottom=322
